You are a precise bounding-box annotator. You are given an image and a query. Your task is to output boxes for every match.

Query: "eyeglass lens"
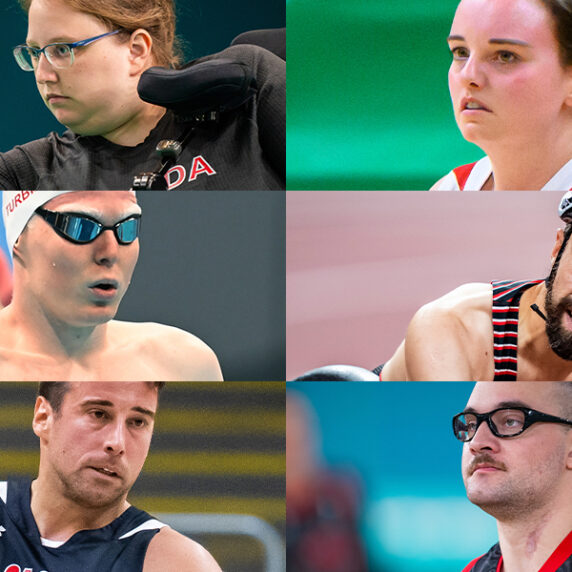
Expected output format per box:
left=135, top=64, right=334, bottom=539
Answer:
left=454, top=409, right=526, bottom=441
left=15, top=44, right=73, bottom=71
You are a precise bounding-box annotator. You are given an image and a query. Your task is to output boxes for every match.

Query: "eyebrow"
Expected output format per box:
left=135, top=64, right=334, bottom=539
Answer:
left=463, top=400, right=532, bottom=414
left=80, top=399, right=156, bottom=419
left=447, top=35, right=531, bottom=47
left=26, top=37, right=78, bottom=47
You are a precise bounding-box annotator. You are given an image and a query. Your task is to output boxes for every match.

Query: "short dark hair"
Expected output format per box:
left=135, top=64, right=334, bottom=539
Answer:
left=537, top=0, right=572, bottom=66
left=38, top=382, right=166, bottom=414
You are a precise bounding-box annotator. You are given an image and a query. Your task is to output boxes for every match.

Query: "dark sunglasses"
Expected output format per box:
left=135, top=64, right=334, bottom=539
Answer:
left=35, top=207, right=141, bottom=245
left=452, top=406, right=572, bottom=442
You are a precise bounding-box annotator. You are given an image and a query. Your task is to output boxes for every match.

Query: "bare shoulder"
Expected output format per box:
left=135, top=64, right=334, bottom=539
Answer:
left=408, top=282, right=493, bottom=349
left=384, top=283, right=493, bottom=381
left=406, top=283, right=493, bottom=380
left=417, top=282, right=492, bottom=319
left=112, top=321, right=223, bottom=381
left=144, top=527, right=222, bottom=572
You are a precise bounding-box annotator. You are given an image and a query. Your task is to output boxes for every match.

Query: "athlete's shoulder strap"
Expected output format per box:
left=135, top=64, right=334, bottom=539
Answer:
left=118, top=519, right=167, bottom=541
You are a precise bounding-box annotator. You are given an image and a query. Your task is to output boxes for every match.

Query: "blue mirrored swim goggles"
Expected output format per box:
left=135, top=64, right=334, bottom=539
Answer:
left=13, top=30, right=121, bottom=71
left=35, top=207, right=141, bottom=245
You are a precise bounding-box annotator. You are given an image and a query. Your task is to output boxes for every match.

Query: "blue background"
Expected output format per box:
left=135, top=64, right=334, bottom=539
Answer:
left=288, top=382, right=498, bottom=571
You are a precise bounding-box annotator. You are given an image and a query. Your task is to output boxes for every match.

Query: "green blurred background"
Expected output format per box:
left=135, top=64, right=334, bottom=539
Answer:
left=287, top=0, right=484, bottom=189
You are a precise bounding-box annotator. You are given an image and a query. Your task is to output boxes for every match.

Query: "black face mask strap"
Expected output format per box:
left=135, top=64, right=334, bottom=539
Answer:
left=530, top=304, right=547, bottom=322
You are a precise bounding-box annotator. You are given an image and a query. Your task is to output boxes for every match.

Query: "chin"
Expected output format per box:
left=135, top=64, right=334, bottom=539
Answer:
left=70, top=306, right=119, bottom=327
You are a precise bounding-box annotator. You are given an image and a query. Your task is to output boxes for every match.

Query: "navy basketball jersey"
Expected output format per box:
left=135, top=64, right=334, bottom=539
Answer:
left=0, top=480, right=166, bottom=572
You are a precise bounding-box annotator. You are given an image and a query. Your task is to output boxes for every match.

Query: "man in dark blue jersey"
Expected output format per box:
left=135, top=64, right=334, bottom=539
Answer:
left=0, top=382, right=221, bottom=572
left=453, top=382, right=572, bottom=572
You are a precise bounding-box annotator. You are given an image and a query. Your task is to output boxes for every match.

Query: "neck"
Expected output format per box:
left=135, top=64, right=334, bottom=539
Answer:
left=482, top=123, right=572, bottom=190
left=4, top=291, right=109, bottom=361
left=101, top=102, right=166, bottom=147
left=30, top=477, right=129, bottom=543
left=496, top=504, right=572, bottom=572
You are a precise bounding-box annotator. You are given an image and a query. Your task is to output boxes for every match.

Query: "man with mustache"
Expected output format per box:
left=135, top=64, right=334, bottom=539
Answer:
left=380, top=191, right=572, bottom=381
left=454, top=382, right=572, bottom=571
left=0, top=190, right=223, bottom=381
left=0, top=382, right=222, bottom=571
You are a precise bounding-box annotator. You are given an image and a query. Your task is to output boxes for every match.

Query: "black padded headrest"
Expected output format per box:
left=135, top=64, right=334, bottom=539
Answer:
left=137, top=59, right=257, bottom=118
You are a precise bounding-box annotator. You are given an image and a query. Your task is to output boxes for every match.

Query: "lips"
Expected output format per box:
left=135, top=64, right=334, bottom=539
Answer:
left=460, top=96, right=491, bottom=112
left=90, top=466, right=120, bottom=478
left=89, top=279, right=119, bottom=291
left=88, top=279, right=120, bottom=302
left=46, top=93, right=68, bottom=101
left=471, top=463, right=502, bottom=474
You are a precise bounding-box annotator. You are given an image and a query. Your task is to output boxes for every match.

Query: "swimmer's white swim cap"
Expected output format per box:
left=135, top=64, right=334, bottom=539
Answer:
left=2, top=191, right=136, bottom=254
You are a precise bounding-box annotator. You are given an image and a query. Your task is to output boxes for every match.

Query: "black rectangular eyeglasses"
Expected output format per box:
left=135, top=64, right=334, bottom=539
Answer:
left=452, top=407, right=572, bottom=442
left=35, top=207, right=141, bottom=245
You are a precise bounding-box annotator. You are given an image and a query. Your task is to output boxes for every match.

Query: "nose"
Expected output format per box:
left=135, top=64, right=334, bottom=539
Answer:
left=93, top=230, right=120, bottom=267
left=35, top=52, right=58, bottom=84
left=457, top=54, right=486, bottom=89
left=468, top=419, right=500, bottom=454
left=104, top=419, right=126, bottom=456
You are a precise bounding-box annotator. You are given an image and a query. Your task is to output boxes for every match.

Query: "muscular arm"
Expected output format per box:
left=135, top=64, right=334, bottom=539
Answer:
left=144, top=528, right=222, bottom=572
left=382, top=283, right=494, bottom=381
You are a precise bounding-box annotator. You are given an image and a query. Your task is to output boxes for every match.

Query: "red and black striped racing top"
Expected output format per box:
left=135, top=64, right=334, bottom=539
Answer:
left=492, top=279, right=544, bottom=381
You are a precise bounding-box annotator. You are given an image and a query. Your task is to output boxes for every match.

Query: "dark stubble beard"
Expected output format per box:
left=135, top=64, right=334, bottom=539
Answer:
left=57, top=466, right=130, bottom=510
left=545, top=259, right=572, bottom=361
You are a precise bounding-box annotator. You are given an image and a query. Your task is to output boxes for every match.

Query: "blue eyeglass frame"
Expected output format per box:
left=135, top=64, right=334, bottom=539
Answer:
left=35, top=207, right=141, bottom=245
left=13, top=29, right=121, bottom=71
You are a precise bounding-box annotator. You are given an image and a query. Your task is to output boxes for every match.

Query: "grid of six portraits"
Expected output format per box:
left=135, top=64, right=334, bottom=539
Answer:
left=1, top=0, right=572, bottom=570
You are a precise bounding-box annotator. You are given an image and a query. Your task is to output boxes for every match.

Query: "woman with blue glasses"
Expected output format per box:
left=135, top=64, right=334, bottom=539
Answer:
left=0, top=0, right=285, bottom=190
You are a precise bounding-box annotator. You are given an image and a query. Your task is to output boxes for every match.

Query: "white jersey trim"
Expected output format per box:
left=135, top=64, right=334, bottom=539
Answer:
left=0, top=482, right=7, bottom=504
left=38, top=519, right=167, bottom=547
left=543, top=158, right=572, bottom=190
left=435, top=156, right=572, bottom=191
left=41, top=537, right=65, bottom=548
left=118, top=518, right=167, bottom=540
left=463, top=157, right=491, bottom=190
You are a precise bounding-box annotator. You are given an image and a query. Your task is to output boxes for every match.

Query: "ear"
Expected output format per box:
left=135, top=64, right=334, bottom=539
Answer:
left=551, top=228, right=565, bottom=265
left=33, top=396, right=54, bottom=442
left=12, top=233, right=26, bottom=267
left=565, top=65, right=572, bottom=108
left=127, top=28, right=154, bottom=75
left=567, top=431, right=572, bottom=470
